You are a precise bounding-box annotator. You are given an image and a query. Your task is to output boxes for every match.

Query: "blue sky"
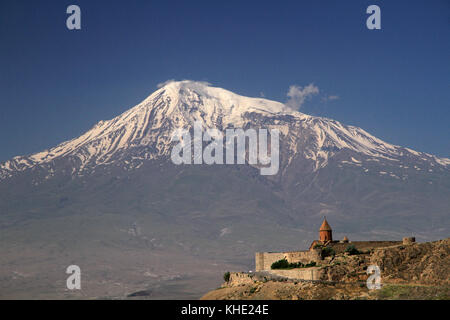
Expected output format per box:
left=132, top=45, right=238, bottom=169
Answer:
left=0, top=0, right=449, bottom=161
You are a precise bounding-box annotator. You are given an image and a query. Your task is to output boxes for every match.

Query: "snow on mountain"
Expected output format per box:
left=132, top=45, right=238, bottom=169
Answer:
left=0, top=80, right=449, bottom=179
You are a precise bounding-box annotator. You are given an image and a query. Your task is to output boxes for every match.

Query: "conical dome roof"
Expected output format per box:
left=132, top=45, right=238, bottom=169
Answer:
left=319, top=218, right=332, bottom=231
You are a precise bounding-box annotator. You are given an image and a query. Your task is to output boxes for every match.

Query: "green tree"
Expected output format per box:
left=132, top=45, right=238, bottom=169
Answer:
left=345, top=244, right=360, bottom=255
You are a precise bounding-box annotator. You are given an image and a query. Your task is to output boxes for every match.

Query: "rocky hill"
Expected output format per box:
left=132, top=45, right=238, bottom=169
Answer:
left=201, top=238, right=450, bottom=300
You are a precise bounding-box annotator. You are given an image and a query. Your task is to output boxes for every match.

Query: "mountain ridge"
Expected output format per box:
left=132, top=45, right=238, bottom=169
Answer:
left=1, top=80, right=449, bottom=181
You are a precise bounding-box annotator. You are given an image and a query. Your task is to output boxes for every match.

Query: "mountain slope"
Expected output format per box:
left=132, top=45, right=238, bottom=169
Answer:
left=0, top=80, right=448, bottom=299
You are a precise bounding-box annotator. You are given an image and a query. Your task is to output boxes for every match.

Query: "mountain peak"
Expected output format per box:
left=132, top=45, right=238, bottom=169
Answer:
left=157, top=79, right=211, bottom=90
left=144, top=79, right=294, bottom=127
left=153, top=80, right=224, bottom=101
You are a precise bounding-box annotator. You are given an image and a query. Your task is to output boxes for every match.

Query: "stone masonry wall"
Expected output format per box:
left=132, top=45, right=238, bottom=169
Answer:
left=285, top=249, right=321, bottom=264
left=266, top=267, right=320, bottom=280
left=255, top=252, right=285, bottom=271
left=226, top=268, right=321, bottom=287
left=255, top=250, right=321, bottom=271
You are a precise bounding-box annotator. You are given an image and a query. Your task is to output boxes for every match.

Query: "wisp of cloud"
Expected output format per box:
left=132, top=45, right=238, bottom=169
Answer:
left=286, top=84, right=319, bottom=110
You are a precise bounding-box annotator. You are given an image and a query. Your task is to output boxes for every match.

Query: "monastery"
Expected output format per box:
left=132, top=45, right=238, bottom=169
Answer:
left=255, top=217, right=415, bottom=272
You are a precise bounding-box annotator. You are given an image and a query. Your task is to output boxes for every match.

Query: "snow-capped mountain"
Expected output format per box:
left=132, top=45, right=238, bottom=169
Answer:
left=1, top=80, right=449, bottom=181
left=1, top=81, right=449, bottom=301
left=0, top=80, right=449, bottom=241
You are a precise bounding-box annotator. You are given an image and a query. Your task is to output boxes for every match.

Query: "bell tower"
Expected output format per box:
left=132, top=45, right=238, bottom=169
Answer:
left=319, top=217, right=332, bottom=242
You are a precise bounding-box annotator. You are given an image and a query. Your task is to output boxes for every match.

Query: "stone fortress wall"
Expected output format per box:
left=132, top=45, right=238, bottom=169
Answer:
left=255, top=249, right=321, bottom=272
left=252, top=218, right=416, bottom=281
left=226, top=268, right=321, bottom=287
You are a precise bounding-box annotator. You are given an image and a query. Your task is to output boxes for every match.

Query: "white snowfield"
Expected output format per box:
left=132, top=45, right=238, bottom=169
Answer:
left=1, top=80, right=449, bottom=178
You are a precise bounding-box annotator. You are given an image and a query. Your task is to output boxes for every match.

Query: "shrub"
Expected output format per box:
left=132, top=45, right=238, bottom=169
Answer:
left=271, top=258, right=291, bottom=269
left=321, top=247, right=335, bottom=258
left=345, top=244, right=360, bottom=255
left=271, top=259, right=316, bottom=269
left=223, top=271, right=230, bottom=282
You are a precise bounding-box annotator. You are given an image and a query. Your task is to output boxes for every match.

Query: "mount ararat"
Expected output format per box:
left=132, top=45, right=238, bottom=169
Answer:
left=0, top=81, right=448, bottom=299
